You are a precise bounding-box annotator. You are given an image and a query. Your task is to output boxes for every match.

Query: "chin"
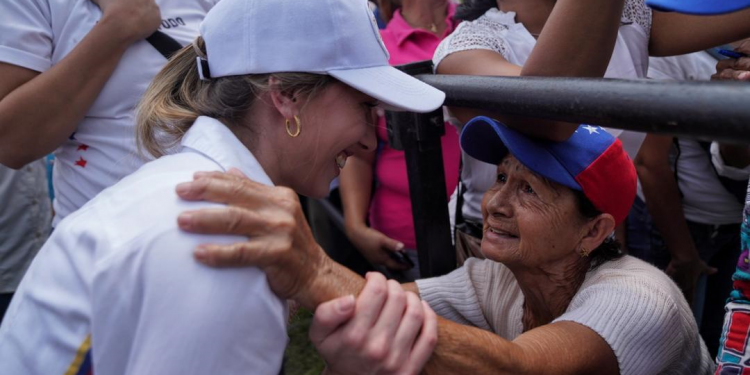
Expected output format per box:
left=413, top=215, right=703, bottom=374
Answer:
left=480, top=241, right=517, bottom=263
left=295, top=180, right=332, bottom=199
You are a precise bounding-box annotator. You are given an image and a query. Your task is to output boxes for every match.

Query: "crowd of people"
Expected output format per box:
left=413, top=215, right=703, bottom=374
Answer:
left=1, top=0, right=750, bottom=373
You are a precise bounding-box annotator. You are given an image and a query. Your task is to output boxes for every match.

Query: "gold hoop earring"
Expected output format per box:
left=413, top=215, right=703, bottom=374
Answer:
left=285, top=115, right=301, bottom=137
left=579, top=246, right=589, bottom=258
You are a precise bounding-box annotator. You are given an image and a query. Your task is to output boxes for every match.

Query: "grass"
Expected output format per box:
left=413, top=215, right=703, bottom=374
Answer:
left=284, top=308, right=325, bottom=375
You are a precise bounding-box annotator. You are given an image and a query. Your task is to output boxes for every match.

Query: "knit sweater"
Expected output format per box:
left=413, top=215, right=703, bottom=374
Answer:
left=416, top=256, right=714, bottom=374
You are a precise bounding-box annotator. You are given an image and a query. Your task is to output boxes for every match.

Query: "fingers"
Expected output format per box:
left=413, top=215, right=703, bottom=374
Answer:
left=713, top=67, right=750, bottom=81
left=310, top=295, right=357, bottom=345
left=193, top=239, right=274, bottom=268
left=367, top=280, right=408, bottom=355
left=343, top=273, right=389, bottom=348
left=176, top=171, right=269, bottom=205
left=400, top=301, right=439, bottom=375
left=702, top=263, right=719, bottom=276
left=381, top=235, right=405, bottom=252
left=178, top=206, right=266, bottom=235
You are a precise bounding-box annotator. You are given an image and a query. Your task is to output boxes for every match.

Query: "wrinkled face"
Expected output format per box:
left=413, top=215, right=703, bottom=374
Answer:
left=481, top=155, right=587, bottom=267
left=282, top=82, right=377, bottom=198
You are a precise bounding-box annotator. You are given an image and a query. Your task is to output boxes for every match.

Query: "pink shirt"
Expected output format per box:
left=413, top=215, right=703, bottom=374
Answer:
left=369, top=3, right=461, bottom=250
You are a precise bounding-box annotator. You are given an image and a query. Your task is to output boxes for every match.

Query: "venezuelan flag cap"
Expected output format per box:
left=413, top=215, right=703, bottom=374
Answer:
left=460, top=116, right=636, bottom=226
left=646, top=0, right=750, bottom=15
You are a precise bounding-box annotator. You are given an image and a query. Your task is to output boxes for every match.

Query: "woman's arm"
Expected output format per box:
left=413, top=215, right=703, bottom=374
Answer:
left=0, top=0, right=160, bottom=169
left=439, top=0, right=625, bottom=141
left=634, top=135, right=715, bottom=303
left=339, top=148, right=408, bottom=270
left=650, top=9, right=750, bottom=57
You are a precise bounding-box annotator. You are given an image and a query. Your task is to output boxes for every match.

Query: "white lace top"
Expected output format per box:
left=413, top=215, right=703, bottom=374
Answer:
left=439, top=0, right=653, bottom=223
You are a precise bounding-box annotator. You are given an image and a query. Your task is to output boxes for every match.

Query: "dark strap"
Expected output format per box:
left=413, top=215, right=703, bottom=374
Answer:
left=145, top=31, right=183, bottom=59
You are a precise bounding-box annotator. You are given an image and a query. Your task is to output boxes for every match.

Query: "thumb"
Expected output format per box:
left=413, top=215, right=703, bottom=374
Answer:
left=309, top=295, right=356, bottom=344
left=380, top=235, right=405, bottom=252
left=703, top=264, right=718, bottom=276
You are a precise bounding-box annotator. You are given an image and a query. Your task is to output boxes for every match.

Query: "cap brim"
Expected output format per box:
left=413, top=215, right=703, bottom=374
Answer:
left=460, top=116, right=581, bottom=190
left=646, top=0, right=750, bottom=14
left=329, top=65, right=445, bottom=113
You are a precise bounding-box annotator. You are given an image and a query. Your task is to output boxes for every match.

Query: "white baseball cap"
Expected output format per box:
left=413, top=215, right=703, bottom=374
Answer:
left=199, top=0, right=445, bottom=113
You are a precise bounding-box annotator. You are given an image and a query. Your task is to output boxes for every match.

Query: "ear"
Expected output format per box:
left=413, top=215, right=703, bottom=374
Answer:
left=578, top=213, right=616, bottom=255
left=268, top=76, right=298, bottom=120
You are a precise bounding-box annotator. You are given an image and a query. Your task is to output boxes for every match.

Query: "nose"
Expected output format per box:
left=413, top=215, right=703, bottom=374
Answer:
left=359, top=121, right=377, bottom=152
left=484, top=182, right=514, bottom=219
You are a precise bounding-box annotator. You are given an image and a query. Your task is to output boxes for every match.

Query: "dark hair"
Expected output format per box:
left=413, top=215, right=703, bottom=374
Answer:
left=454, top=0, right=497, bottom=21
left=572, top=190, right=624, bottom=269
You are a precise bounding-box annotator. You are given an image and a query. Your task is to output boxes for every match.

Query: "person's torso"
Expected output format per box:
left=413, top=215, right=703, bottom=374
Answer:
left=48, top=0, right=217, bottom=225
left=368, top=6, right=462, bottom=247
left=0, top=148, right=286, bottom=374
left=673, top=139, right=744, bottom=224
left=0, top=160, right=51, bottom=293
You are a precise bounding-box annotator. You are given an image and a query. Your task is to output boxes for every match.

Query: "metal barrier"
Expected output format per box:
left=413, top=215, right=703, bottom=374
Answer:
left=385, top=60, right=750, bottom=278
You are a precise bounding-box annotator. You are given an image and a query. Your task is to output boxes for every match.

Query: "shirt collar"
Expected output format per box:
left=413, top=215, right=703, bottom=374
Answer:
left=180, top=116, right=274, bottom=186
left=388, top=2, right=458, bottom=47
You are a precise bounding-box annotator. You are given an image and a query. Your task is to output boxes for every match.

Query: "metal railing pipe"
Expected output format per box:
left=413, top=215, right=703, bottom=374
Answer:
left=417, top=75, right=750, bottom=143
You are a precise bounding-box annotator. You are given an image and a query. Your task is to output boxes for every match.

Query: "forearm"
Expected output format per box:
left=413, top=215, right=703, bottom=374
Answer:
left=650, top=9, right=750, bottom=56
left=295, top=255, right=367, bottom=310
left=637, top=163, right=697, bottom=259
left=0, top=16, right=134, bottom=168
left=423, top=317, right=524, bottom=375
left=340, top=152, right=375, bottom=231
left=523, top=0, right=625, bottom=79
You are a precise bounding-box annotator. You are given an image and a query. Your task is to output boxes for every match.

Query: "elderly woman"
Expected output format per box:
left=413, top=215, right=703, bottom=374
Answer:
left=0, top=0, right=441, bottom=373
left=175, top=116, right=712, bottom=374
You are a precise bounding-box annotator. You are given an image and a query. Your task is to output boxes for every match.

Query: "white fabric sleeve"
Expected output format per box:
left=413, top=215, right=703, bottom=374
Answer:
left=711, top=142, right=750, bottom=181
left=622, top=0, right=652, bottom=37
left=416, top=260, right=493, bottom=331
left=433, top=14, right=510, bottom=70
left=553, top=282, right=690, bottom=375
left=92, top=228, right=288, bottom=375
left=0, top=0, right=54, bottom=72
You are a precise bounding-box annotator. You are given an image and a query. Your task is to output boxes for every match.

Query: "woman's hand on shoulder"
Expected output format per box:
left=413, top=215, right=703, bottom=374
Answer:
left=312, top=272, right=438, bottom=375
left=175, top=169, right=326, bottom=302
left=91, top=0, right=162, bottom=44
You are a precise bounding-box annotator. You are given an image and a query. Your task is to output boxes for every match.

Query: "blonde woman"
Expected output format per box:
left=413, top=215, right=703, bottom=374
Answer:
left=0, top=0, right=441, bottom=374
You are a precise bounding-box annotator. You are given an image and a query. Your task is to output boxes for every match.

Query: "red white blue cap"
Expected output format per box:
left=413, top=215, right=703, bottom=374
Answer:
left=646, top=0, right=750, bottom=14
left=460, top=116, right=637, bottom=225
left=198, top=0, right=445, bottom=113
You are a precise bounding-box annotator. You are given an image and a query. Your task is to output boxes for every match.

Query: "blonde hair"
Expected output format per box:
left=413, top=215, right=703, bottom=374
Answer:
left=136, top=37, right=333, bottom=158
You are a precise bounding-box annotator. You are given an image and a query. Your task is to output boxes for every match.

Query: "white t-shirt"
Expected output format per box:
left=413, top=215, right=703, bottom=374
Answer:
left=416, top=256, right=715, bottom=375
left=0, top=159, right=52, bottom=293
left=0, top=0, right=218, bottom=226
left=647, top=52, right=745, bottom=225
left=436, top=0, right=652, bottom=223
left=0, top=117, right=287, bottom=374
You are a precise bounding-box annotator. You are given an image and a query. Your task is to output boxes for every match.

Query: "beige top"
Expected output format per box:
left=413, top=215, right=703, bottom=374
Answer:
left=416, top=256, right=714, bottom=374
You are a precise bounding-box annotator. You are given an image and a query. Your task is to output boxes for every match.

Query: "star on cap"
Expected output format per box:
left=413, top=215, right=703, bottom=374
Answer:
left=582, top=125, right=599, bottom=135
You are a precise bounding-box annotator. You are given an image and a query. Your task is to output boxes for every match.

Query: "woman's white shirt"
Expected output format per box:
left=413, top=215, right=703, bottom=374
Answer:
left=0, top=117, right=287, bottom=375
left=0, top=0, right=218, bottom=226
left=436, top=0, right=652, bottom=223
left=416, top=256, right=715, bottom=374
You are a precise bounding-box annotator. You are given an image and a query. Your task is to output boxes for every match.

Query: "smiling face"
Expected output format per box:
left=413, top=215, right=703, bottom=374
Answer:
left=480, top=154, right=591, bottom=268
left=278, top=82, right=378, bottom=198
